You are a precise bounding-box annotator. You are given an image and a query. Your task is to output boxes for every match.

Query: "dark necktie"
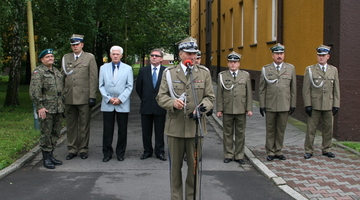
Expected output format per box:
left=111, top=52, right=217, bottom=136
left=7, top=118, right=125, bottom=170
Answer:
left=152, top=67, right=157, bottom=87
left=276, top=65, right=280, bottom=71
left=75, top=56, right=79, bottom=61
left=322, top=66, right=325, bottom=72
left=232, top=72, right=236, bottom=80
left=186, top=68, right=191, bottom=80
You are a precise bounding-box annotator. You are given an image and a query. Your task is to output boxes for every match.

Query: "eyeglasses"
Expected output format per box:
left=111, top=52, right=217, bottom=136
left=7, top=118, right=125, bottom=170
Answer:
left=150, top=54, right=162, bottom=57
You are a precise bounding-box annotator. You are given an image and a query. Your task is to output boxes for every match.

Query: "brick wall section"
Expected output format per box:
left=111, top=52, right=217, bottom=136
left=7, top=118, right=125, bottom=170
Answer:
left=324, top=1, right=360, bottom=141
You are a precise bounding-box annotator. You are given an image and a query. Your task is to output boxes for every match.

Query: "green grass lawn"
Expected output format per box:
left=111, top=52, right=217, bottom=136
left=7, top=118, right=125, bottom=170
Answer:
left=0, top=81, right=40, bottom=170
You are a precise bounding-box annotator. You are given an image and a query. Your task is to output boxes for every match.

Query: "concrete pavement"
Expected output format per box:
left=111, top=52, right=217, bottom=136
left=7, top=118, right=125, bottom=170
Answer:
left=211, top=83, right=360, bottom=200
left=0, top=89, right=293, bottom=200
left=1, top=82, right=360, bottom=200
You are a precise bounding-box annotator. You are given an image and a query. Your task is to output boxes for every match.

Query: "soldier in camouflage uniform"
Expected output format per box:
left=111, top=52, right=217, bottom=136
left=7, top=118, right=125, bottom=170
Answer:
left=30, top=49, right=64, bottom=169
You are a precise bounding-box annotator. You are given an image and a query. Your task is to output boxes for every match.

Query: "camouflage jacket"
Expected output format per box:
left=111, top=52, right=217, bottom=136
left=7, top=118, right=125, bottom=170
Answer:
left=29, top=64, right=64, bottom=114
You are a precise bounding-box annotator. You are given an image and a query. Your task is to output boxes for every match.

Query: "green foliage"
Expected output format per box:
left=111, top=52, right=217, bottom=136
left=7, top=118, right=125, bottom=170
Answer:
left=340, top=142, right=360, bottom=152
left=0, top=82, right=40, bottom=170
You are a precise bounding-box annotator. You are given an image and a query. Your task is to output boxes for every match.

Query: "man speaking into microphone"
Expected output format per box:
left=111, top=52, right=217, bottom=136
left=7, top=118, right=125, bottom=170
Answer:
left=156, top=36, right=215, bottom=200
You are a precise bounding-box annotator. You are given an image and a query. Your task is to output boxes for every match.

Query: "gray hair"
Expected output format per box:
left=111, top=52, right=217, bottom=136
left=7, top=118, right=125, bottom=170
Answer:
left=151, top=49, right=164, bottom=57
left=110, top=45, right=124, bottom=55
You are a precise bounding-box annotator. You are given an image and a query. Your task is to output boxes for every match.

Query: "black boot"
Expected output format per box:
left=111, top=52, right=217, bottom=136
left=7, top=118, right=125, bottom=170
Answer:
left=50, top=151, right=63, bottom=165
left=42, top=151, right=55, bottom=169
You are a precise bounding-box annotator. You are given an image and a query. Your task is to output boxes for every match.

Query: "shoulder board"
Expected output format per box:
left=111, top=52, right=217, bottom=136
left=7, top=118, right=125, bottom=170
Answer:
left=197, top=65, right=209, bottom=71
left=164, top=66, right=176, bottom=71
left=284, top=63, right=295, bottom=68
left=241, top=70, right=249, bottom=74
left=263, top=64, right=272, bottom=69
left=84, top=52, right=95, bottom=57
left=219, top=71, right=226, bottom=75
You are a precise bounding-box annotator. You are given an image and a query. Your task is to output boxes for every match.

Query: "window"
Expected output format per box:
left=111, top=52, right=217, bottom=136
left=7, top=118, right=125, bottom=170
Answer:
left=253, top=0, right=258, bottom=44
left=272, top=0, right=278, bottom=41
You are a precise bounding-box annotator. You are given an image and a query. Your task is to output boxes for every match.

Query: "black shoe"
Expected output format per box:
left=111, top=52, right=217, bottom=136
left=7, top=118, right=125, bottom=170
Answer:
left=50, top=151, right=62, bottom=165
left=275, top=155, right=286, bottom=160
left=117, top=156, right=125, bottom=161
left=234, top=159, right=245, bottom=165
left=322, top=152, right=335, bottom=158
left=140, top=153, right=152, bottom=160
left=80, top=152, right=88, bottom=159
left=156, top=154, right=167, bottom=161
left=223, top=158, right=232, bottom=163
left=103, top=157, right=111, bottom=162
left=66, top=153, right=77, bottom=160
left=304, top=153, right=313, bottom=159
left=42, top=151, right=55, bottom=169
left=266, top=155, right=274, bottom=161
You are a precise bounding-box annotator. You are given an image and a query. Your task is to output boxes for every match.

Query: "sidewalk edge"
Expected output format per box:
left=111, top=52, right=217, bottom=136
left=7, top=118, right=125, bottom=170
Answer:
left=0, top=103, right=101, bottom=180
left=210, top=113, right=308, bottom=200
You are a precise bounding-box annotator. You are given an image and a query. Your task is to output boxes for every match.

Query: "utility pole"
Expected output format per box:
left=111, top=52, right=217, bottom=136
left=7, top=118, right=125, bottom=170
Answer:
left=27, top=0, right=39, bottom=129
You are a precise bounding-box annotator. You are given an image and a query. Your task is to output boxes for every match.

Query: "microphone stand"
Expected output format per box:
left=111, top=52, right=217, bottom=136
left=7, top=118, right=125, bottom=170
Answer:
left=187, top=65, right=204, bottom=200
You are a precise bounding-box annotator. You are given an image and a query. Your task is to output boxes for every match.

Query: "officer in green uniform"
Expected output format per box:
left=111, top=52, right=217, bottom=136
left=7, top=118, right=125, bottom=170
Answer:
left=156, top=37, right=215, bottom=200
left=216, top=51, right=253, bottom=165
left=259, top=43, right=297, bottom=161
left=195, top=50, right=202, bottom=64
left=303, top=45, right=340, bottom=159
left=62, top=34, right=98, bottom=160
left=30, top=49, right=64, bottom=169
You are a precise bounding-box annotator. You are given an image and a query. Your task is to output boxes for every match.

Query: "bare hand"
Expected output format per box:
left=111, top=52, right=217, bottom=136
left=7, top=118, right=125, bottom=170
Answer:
left=216, top=111, right=223, bottom=117
left=247, top=111, right=253, bottom=117
left=38, top=108, right=48, bottom=119
left=173, top=99, right=185, bottom=110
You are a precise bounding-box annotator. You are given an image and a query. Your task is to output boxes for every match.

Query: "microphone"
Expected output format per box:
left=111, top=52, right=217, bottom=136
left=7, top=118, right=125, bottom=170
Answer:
left=184, top=59, right=193, bottom=68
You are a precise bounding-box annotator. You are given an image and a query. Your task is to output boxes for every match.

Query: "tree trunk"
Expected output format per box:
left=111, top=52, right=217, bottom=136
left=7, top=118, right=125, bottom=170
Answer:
left=4, top=0, right=25, bottom=107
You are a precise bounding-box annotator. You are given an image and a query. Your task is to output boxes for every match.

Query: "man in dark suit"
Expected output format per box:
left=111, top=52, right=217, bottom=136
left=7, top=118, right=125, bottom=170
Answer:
left=136, top=49, right=167, bottom=161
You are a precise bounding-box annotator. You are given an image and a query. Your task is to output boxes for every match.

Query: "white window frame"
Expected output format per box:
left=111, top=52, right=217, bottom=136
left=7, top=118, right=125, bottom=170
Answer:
left=254, top=0, right=258, bottom=44
left=272, top=0, right=278, bottom=41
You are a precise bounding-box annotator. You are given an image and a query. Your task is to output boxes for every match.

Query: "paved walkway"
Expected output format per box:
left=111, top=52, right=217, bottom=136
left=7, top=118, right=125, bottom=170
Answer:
left=1, top=82, right=359, bottom=200
left=212, top=84, right=360, bottom=200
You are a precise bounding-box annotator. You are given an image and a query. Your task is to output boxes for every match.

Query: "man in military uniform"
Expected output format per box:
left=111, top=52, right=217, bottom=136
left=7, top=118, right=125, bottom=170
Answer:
left=195, top=50, right=202, bottom=64
left=156, top=37, right=215, bottom=200
left=62, top=34, right=98, bottom=160
left=259, top=43, right=296, bottom=161
left=216, top=51, right=253, bottom=165
left=303, top=45, right=340, bottom=159
left=30, top=49, right=64, bottom=169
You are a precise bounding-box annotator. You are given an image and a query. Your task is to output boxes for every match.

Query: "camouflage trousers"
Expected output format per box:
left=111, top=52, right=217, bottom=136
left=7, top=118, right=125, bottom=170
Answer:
left=39, top=113, right=62, bottom=152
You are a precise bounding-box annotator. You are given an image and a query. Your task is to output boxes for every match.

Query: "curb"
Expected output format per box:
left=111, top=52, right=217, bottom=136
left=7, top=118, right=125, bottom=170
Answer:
left=210, top=112, right=308, bottom=200
left=0, top=103, right=101, bottom=180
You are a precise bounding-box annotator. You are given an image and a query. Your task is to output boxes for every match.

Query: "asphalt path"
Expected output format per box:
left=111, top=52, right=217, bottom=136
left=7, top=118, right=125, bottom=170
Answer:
left=0, top=90, right=293, bottom=200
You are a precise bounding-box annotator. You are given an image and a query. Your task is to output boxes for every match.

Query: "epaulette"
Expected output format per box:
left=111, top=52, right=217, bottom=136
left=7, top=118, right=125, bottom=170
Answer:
left=197, top=65, right=209, bottom=71
left=241, top=70, right=249, bottom=75
left=85, top=52, right=95, bottom=57
left=164, top=65, right=176, bottom=73
left=219, top=71, right=227, bottom=74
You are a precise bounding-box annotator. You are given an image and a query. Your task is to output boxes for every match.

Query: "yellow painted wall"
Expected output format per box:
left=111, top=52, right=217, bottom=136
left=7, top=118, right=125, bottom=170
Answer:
left=190, top=0, right=324, bottom=75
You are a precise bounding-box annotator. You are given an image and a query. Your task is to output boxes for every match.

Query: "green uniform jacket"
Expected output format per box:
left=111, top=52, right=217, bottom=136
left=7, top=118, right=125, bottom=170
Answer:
left=29, top=64, right=64, bottom=113
left=259, top=63, right=297, bottom=112
left=217, top=70, right=253, bottom=114
left=61, top=52, right=98, bottom=105
left=156, top=64, right=215, bottom=138
left=302, top=64, right=340, bottom=110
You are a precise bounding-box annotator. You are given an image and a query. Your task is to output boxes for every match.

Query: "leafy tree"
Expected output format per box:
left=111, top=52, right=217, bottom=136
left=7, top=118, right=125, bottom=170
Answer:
left=0, top=0, right=189, bottom=106
left=1, top=0, right=27, bottom=106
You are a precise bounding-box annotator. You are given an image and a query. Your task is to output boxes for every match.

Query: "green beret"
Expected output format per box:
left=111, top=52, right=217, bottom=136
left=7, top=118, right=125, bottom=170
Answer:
left=38, top=48, right=54, bottom=59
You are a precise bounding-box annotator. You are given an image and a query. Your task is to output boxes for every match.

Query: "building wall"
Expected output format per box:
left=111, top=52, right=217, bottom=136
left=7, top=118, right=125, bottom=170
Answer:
left=190, top=0, right=360, bottom=141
